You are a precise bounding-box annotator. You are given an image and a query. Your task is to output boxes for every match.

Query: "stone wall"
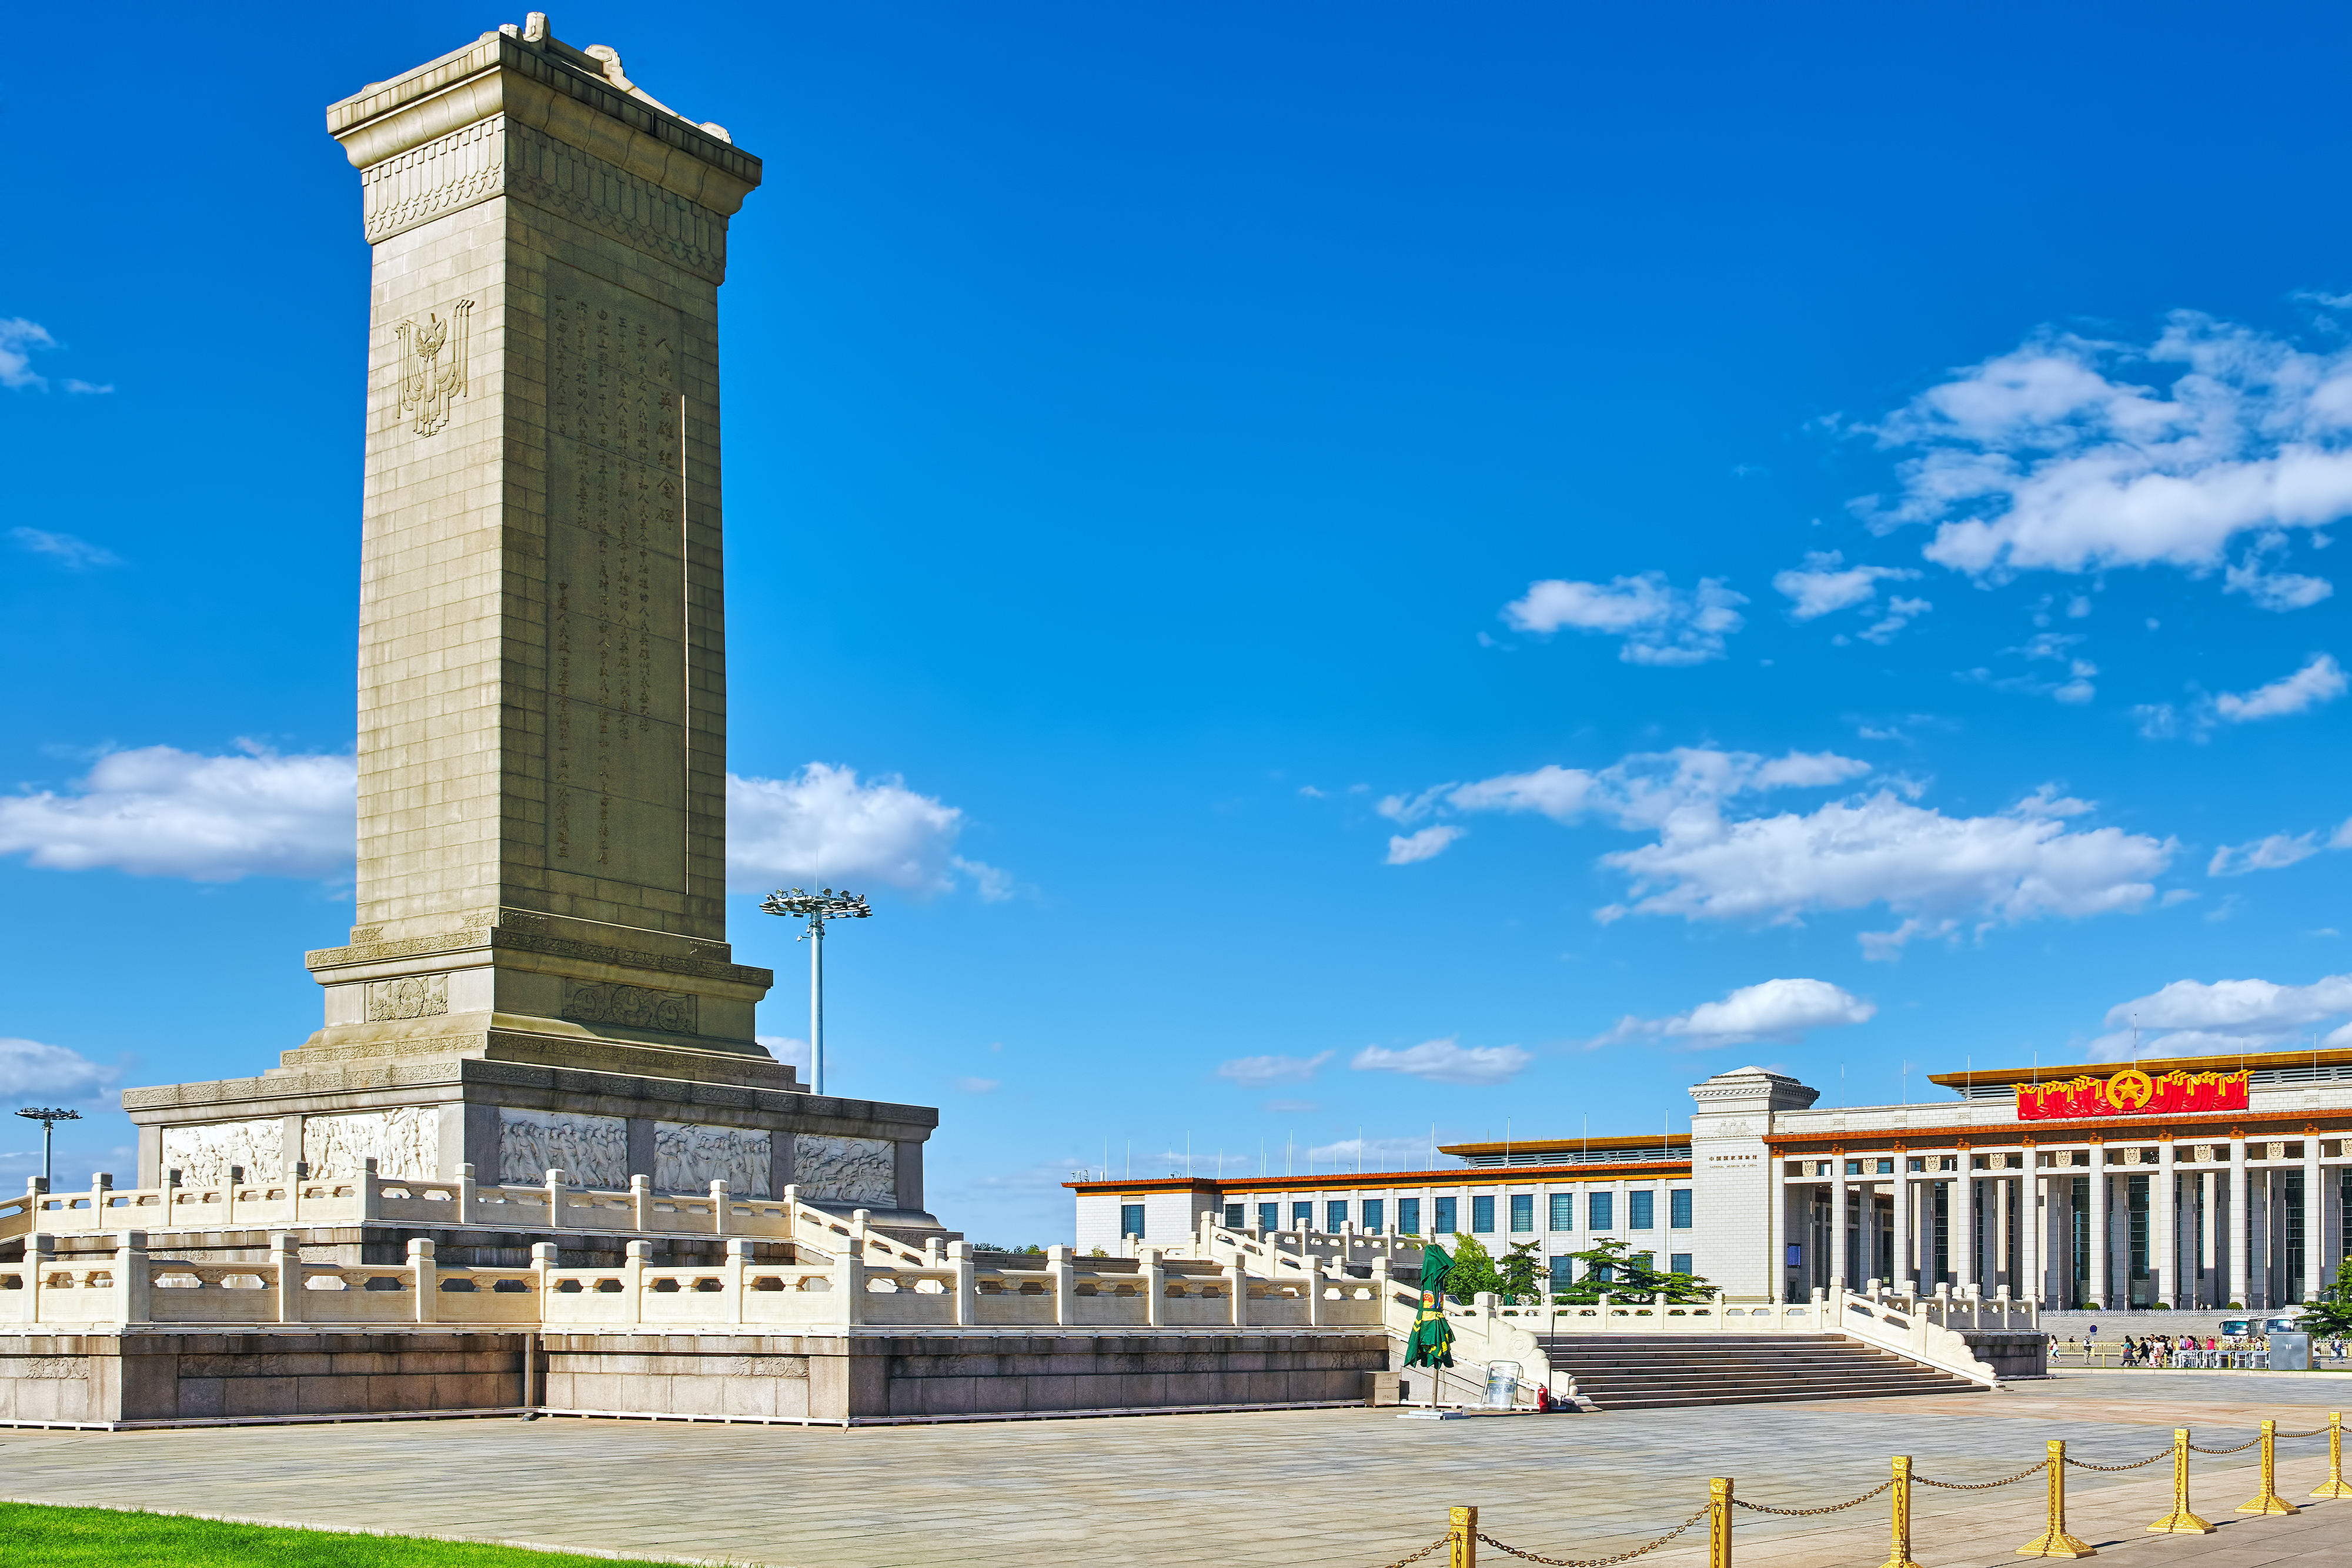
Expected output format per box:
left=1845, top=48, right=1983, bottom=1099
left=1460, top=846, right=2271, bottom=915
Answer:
left=0, top=1333, right=525, bottom=1427
left=1960, top=1329, right=2050, bottom=1379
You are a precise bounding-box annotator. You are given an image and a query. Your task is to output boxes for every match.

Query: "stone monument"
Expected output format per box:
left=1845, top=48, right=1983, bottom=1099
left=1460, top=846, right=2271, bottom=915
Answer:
left=122, top=16, right=942, bottom=1233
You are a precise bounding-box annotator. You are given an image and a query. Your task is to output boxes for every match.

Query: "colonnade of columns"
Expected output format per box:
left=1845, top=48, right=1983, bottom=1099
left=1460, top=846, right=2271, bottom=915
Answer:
left=1774, top=1134, right=2343, bottom=1309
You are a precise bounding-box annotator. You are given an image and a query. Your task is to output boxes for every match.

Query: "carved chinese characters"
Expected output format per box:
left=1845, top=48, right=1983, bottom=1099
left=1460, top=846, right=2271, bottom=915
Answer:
left=545, top=263, right=689, bottom=892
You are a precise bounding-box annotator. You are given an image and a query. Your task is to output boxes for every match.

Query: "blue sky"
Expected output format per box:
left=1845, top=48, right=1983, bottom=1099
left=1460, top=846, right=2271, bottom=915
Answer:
left=4, top=3, right=2350, bottom=1243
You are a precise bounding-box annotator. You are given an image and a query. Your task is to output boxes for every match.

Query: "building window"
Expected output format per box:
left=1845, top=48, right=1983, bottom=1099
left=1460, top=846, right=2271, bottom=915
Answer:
left=1434, top=1196, right=1458, bottom=1235
left=1471, top=1195, right=1495, bottom=1233
left=1589, top=1192, right=1614, bottom=1231
left=1549, top=1192, right=1575, bottom=1232
left=1223, top=1204, right=1244, bottom=1228
left=1362, top=1199, right=1385, bottom=1232
left=1327, top=1199, right=1349, bottom=1231
left=1257, top=1202, right=1279, bottom=1231
left=1670, top=1189, right=1693, bottom=1229
left=1629, top=1191, right=1655, bottom=1230
left=1548, top=1255, right=1573, bottom=1293
left=1120, top=1203, right=1145, bottom=1238
left=1671, top=1253, right=1693, bottom=1276
left=1399, top=1198, right=1421, bottom=1235
left=1292, top=1201, right=1312, bottom=1228
left=1588, top=1259, right=1614, bottom=1282
left=1509, top=1193, right=1534, bottom=1233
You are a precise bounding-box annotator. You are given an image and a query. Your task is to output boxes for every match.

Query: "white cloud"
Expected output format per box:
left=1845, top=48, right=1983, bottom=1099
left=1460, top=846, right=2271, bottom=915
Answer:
left=1305, top=1135, right=1431, bottom=1170
left=2208, top=832, right=2324, bottom=877
left=62, top=379, right=113, bottom=396
left=2224, top=560, right=2333, bottom=611
left=1215, top=1051, right=1334, bottom=1088
left=728, top=763, right=990, bottom=896
left=1772, top=551, right=1922, bottom=623
left=10, top=528, right=121, bottom=569
left=954, top=1076, right=1000, bottom=1094
left=1350, top=1038, right=1534, bottom=1086
left=1859, top=597, right=1932, bottom=645
left=1597, top=978, right=1876, bottom=1049
left=756, top=1035, right=811, bottom=1074
left=1385, top=825, right=1464, bottom=864
left=1856, top=319, right=2352, bottom=587
left=1400, top=747, right=1870, bottom=832
left=2213, top=654, right=2346, bottom=723
left=2094, top=972, right=2352, bottom=1057
left=0, top=319, right=58, bottom=390
left=0, top=1038, right=120, bottom=1105
left=0, top=744, right=356, bottom=880
left=1501, top=573, right=1747, bottom=666
left=950, top=855, right=1015, bottom=902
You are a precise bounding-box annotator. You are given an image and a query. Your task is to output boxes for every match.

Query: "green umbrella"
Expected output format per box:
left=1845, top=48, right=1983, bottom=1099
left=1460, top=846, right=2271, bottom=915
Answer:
left=1404, top=1242, right=1455, bottom=1369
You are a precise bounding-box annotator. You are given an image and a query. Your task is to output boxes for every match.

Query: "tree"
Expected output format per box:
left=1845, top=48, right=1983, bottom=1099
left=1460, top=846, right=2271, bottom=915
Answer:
left=2301, top=1258, right=2352, bottom=1338
left=1498, top=1239, right=1546, bottom=1305
left=1549, top=1239, right=1716, bottom=1305
left=1442, top=1233, right=1504, bottom=1301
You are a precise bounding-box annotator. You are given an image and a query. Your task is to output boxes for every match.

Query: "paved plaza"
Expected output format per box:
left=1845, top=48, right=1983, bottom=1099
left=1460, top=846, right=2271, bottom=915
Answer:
left=0, top=1371, right=2348, bottom=1566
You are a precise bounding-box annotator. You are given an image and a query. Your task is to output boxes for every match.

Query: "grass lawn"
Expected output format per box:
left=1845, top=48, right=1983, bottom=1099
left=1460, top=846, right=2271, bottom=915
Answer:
left=0, top=1502, right=691, bottom=1564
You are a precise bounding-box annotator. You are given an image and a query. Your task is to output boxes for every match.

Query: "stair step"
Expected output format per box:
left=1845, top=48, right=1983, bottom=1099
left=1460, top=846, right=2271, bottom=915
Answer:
left=1531, top=1330, right=1985, bottom=1412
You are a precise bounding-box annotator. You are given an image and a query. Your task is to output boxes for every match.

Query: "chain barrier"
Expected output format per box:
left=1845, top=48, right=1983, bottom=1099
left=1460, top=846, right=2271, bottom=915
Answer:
left=1915, top=1460, right=2048, bottom=1490
left=2276, top=1426, right=2330, bottom=1439
left=2065, top=1448, right=2171, bottom=1472
left=2190, top=1437, right=2264, bottom=1455
left=1473, top=1502, right=1711, bottom=1568
left=1728, top=1479, right=1894, bottom=1516
left=1374, top=1536, right=1454, bottom=1568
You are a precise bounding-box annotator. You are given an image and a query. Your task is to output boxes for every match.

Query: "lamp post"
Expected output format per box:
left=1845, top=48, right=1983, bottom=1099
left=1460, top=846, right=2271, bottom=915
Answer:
left=759, top=887, right=872, bottom=1096
left=14, top=1107, right=81, bottom=1188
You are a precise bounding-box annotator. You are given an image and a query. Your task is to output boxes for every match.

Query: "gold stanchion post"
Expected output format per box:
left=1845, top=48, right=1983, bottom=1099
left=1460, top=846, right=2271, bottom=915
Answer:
left=1709, top=1477, right=1733, bottom=1568
left=1881, top=1456, right=1922, bottom=1568
left=2313, top=1412, right=2352, bottom=1500
left=2147, top=1428, right=2213, bottom=1534
left=1449, top=1505, right=1477, bottom=1568
left=2237, top=1420, right=2300, bottom=1516
left=2017, top=1440, right=2096, bottom=1558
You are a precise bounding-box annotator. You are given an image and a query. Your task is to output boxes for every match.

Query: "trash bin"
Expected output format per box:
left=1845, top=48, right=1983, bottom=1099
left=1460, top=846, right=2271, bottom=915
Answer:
left=2270, top=1332, right=2311, bottom=1372
left=1482, top=1360, right=1521, bottom=1410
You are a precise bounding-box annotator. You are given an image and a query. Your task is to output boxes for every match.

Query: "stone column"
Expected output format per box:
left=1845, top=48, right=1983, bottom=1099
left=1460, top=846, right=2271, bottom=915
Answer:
left=2305, top=1135, right=2325, bottom=1305
left=1764, top=1162, right=1784, bottom=1302
left=2155, top=1138, right=2177, bottom=1306
left=1955, top=1156, right=1977, bottom=1295
left=1890, top=1160, right=1912, bottom=1292
left=1993, top=1172, right=2012, bottom=1294
left=1829, top=1161, right=1848, bottom=1292
left=2087, top=1145, right=2108, bottom=1308
left=2020, top=1160, right=2042, bottom=1306
left=2228, top=1136, right=2250, bottom=1308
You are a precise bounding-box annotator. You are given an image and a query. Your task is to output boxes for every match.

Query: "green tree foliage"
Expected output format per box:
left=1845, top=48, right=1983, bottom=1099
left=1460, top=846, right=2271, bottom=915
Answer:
left=2301, top=1257, right=2352, bottom=1337
left=1498, top=1239, right=1546, bottom=1305
left=1548, top=1239, right=1715, bottom=1305
left=1441, top=1233, right=1504, bottom=1300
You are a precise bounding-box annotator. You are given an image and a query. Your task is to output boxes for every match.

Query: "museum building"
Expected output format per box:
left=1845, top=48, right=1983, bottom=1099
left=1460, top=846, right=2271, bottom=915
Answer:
left=1068, top=1043, right=2352, bottom=1310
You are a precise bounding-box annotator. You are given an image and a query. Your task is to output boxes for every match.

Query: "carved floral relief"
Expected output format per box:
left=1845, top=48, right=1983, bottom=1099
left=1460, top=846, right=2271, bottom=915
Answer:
left=365, top=972, right=449, bottom=1021
left=561, top=981, right=696, bottom=1034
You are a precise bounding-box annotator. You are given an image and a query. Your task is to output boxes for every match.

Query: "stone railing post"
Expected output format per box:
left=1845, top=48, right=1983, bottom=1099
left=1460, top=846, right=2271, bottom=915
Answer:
left=225, top=1166, right=245, bottom=1228
left=1371, top=1253, right=1392, bottom=1315
left=358, top=1158, right=381, bottom=1222
left=1305, top=1261, right=1324, bottom=1328
left=457, top=1163, right=478, bottom=1225
left=1140, top=1246, right=1165, bottom=1328
left=623, top=1239, right=649, bottom=1328
left=117, top=1231, right=149, bottom=1326
left=950, top=1240, right=975, bottom=1327
left=1047, top=1245, right=1075, bottom=1326
left=89, top=1172, right=112, bottom=1233
left=725, top=1237, right=753, bottom=1327
left=273, top=1231, right=303, bottom=1324
left=630, top=1175, right=652, bottom=1232
left=710, top=1180, right=730, bottom=1239
left=1228, top=1256, right=1250, bottom=1328
left=838, top=1239, right=864, bottom=1328
left=157, top=1169, right=178, bottom=1229
left=531, top=1241, right=558, bottom=1318
left=544, top=1169, right=568, bottom=1231
left=409, top=1238, right=437, bottom=1324
left=26, top=1234, right=54, bottom=1326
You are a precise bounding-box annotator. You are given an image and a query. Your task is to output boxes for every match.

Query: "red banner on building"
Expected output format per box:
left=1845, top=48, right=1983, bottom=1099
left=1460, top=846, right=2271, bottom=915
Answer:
left=2015, top=1068, right=2249, bottom=1121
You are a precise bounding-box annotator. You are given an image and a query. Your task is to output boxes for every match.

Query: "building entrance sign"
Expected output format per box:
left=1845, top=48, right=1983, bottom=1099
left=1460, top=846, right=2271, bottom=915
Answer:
left=2016, top=1068, right=2249, bottom=1121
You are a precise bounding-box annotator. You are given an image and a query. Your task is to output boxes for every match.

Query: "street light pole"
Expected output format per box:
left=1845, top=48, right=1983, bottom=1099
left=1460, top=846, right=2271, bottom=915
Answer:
left=14, top=1108, right=81, bottom=1188
left=759, top=887, right=872, bottom=1096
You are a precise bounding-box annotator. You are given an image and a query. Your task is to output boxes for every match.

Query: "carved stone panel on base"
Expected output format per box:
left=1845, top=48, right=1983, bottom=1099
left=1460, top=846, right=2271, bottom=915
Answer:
left=303, top=1107, right=440, bottom=1180
left=654, top=1122, right=771, bottom=1197
left=500, top=1108, right=629, bottom=1189
left=793, top=1134, right=896, bottom=1207
left=160, top=1121, right=283, bottom=1186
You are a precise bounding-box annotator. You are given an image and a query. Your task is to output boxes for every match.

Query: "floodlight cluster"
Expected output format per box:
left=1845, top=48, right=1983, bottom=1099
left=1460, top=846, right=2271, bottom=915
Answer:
left=760, top=886, right=873, bottom=922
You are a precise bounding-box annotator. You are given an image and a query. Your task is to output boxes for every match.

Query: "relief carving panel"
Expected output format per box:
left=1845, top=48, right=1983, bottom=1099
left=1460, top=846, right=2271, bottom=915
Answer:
left=161, top=1121, right=283, bottom=1186
left=499, top=1108, right=629, bottom=1189
left=791, top=1134, right=896, bottom=1208
left=562, top=981, right=696, bottom=1034
left=302, top=1107, right=441, bottom=1181
left=365, top=972, right=449, bottom=1021
left=654, top=1121, right=771, bottom=1198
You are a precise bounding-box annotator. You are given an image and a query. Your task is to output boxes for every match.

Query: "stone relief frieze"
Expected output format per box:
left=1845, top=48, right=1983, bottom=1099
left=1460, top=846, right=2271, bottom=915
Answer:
left=655, top=1122, right=771, bottom=1198
left=499, top=1108, right=629, bottom=1189
left=395, top=297, right=473, bottom=436
left=791, top=1134, right=896, bottom=1208
left=562, top=981, right=696, bottom=1034
left=302, top=1107, right=440, bottom=1181
left=365, top=972, right=449, bottom=1021
left=161, top=1120, right=282, bottom=1186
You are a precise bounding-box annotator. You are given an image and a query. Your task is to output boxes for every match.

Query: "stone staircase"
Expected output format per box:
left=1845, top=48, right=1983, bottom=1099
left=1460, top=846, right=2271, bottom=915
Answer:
left=1536, top=1333, right=1987, bottom=1411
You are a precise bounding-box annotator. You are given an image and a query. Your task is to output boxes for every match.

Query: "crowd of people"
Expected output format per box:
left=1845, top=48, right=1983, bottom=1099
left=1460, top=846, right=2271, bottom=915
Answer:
left=2053, top=1326, right=2349, bottom=1367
